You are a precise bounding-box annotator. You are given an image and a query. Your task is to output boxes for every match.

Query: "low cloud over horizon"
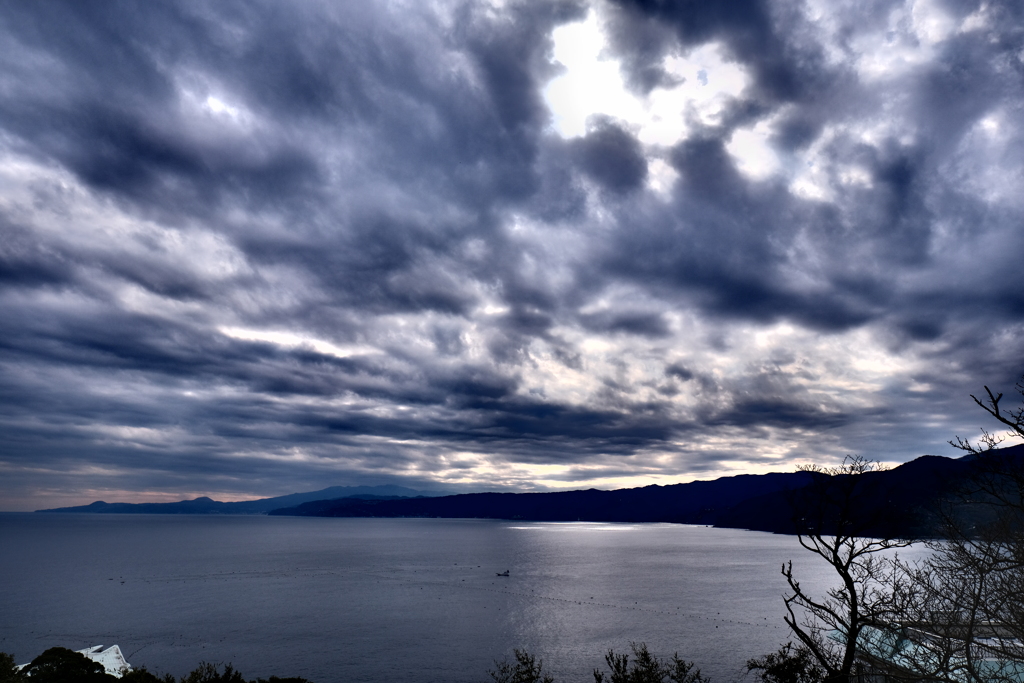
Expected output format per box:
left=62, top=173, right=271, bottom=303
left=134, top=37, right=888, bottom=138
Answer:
left=2, top=0, right=1024, bottom=511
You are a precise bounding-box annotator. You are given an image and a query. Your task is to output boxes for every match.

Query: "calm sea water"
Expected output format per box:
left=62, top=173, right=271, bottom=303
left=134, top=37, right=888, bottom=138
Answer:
left=0, top=514, right=927, bottom=683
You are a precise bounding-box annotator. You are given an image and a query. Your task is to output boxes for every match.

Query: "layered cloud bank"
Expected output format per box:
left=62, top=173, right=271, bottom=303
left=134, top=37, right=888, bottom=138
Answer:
left=2, top=0, right=1023, bottom=510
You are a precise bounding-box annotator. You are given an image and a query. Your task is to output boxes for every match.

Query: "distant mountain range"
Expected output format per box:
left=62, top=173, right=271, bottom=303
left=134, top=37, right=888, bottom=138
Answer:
left=36, top=484, right=447, bottom=514
left=271, top=470, right=817, bottom=524
left=268, top=445, right=1024, bottom=537
left=38, top=445, right=1024, bottom=537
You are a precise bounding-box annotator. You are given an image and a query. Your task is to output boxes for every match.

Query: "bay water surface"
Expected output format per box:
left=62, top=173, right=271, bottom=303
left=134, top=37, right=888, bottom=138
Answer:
left=0, top=514, right=927, bottom=683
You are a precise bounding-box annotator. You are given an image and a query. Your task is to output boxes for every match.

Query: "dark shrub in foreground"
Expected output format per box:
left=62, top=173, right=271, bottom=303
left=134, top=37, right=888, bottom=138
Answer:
left=121, top=668, right=176, bottom=683
left=746, top=643, right=824, bottom=683
left=0, top=652, right=311, bottom=683
left=593, top=643, right=707, bottom=683
left=19, top=648, right=114, bottom=683
left=488, top=649, right=554, bottom=683
left=1, top=653, right=21, bottom=683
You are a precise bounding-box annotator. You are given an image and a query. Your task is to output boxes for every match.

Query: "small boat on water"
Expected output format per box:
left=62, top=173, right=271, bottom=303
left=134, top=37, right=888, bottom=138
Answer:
left=496, top=570, right=509, bottom=577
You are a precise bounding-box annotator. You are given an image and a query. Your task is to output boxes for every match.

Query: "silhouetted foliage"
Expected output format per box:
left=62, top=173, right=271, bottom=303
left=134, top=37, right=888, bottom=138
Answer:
left=0, top=652, right=21, bottom=683
left=887, top=376, right=1024, bottom=683
left=951, top=377, right=1024, bottom=455
left=593, top=643, right=707, bottom=683
left=121, top=667, right=175, bottom=683
left=746, top=643, right=824, bottom=683
left=772, top=378, right=1024, bottom=683
left=488, top=649, right=554, bottom=683
left=781, top=457, right=913, bottom=683
left=180, top=663, right=245, bottom=683
left=6, top=651, right=312, bottom=683
left=19, top=647, right=114, bottom=683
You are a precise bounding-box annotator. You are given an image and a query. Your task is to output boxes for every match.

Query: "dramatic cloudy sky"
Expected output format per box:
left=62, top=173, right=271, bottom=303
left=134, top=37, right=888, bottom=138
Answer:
left=2, top=0, right=1024, bottom=511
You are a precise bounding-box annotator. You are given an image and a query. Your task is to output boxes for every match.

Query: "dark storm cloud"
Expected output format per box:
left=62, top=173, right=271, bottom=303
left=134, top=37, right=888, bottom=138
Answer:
left=580, top=309, right=670, bottom=337
left=1, top=0, right=1024, bottom=509
left=0, top=5, right=317, bottom=208
left=0, top=224, right=75, bottom=288
left=665, top=364, right=694, bottom=381
left=570, top=117, right=648, bottom=192
left=593, top=0, right=1024, bottom=333
left=597, top=137, right=889, bottom=331
left=606, top=0, right=826, bottom=103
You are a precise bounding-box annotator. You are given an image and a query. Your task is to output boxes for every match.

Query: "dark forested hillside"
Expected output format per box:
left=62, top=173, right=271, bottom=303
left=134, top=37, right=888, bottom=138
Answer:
left=271, top=446, right=1024, bottom=537
left=271, top=471, right=815, bottom=523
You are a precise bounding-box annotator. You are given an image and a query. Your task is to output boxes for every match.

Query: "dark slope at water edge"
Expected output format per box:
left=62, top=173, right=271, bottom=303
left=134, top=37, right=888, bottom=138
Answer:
left=270, top=445, right=1024, bottom=536
left=271, top=471, right=814, bottom=525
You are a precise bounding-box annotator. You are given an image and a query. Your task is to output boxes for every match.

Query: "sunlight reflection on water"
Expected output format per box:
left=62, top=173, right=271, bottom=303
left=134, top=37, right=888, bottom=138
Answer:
left=0, top=515, right=931, bottom=683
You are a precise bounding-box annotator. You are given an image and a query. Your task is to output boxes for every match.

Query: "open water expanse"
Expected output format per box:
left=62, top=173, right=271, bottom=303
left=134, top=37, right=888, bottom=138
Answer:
left=0, top=514, right=929, bottom=683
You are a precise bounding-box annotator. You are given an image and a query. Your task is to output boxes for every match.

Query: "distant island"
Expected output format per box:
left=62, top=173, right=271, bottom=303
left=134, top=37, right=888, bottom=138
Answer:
left=38, top=445, right=1024, bottom=537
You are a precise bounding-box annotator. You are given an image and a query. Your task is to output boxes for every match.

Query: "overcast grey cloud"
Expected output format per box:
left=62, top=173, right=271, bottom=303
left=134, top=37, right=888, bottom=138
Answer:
left=2, top=0, right=1023, bottom=510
